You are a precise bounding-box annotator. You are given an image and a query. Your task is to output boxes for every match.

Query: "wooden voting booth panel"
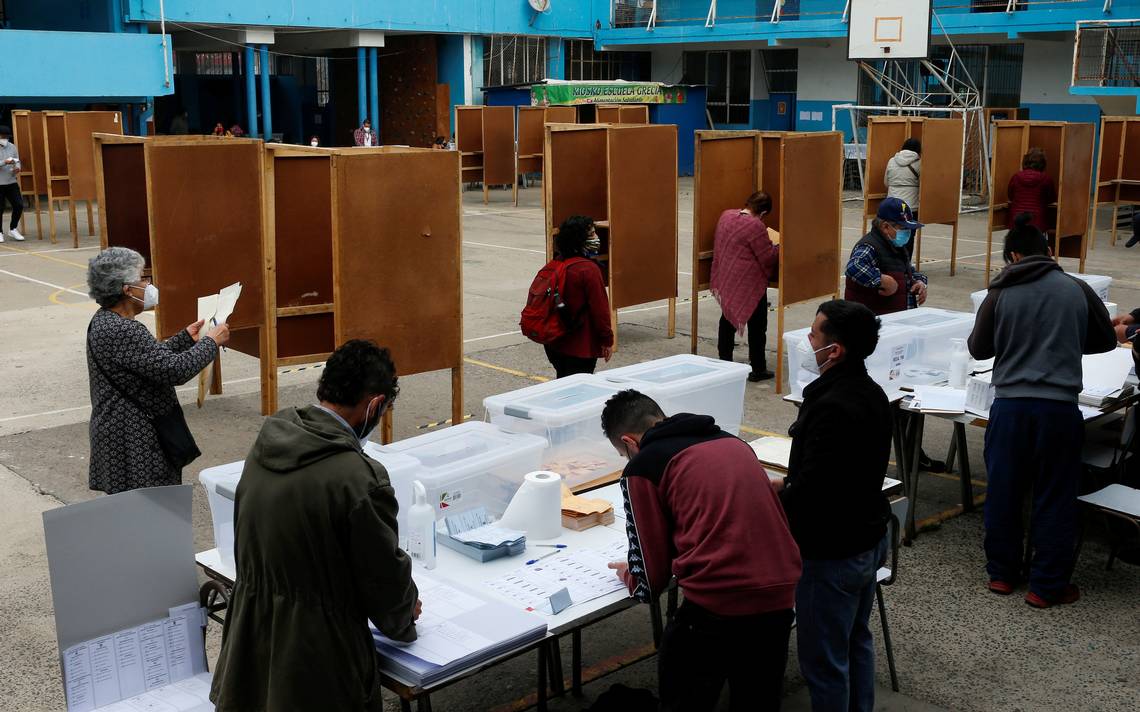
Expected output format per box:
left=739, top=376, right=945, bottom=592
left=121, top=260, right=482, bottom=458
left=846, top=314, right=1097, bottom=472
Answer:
left=517, top=107, right=546, bottom=176
left=691, top=130, right=843, bottom=394
left=596, top=105, right=649, bottom=124
left=93, top=136, right=151, bottom=261
left=690, top=131, right=762, bottom=340
left=546, top=106, right=578, bottom=123
left=1093, top=117, right=1140, bottom=247
left=544, top=124, right=677, bottom=345
left=607, top=125, right=678, bottom=311
left=481, top=106, right=517, bottom=205
left=862, top=116, right=964, bottom=273
left=42, top=112, right=78, bottom=245
left=10, top=111, right=44, bottom=239
left=67, top=112, right=123, bottom=243
left=985, top=121, right=1094, bottom=281
left=455, top=105, right=484, bottom=186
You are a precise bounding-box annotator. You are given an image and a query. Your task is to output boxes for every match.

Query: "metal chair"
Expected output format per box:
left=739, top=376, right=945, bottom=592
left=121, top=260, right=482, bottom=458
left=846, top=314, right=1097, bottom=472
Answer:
left=1077, top=484, right=1140, bottom=570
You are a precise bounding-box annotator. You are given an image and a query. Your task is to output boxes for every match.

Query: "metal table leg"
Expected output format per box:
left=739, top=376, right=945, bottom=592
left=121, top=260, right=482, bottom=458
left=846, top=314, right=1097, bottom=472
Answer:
left=954, top=421, right=974, bottom=512
left=548, top=638, right=565, bottom=696
left=571, top=630, right=583, bottom=695
left=905, top=412, right=925, bottom=542
left=416, top=695, right=433, bottom=712
left=537, top=642, right=548, bottom=712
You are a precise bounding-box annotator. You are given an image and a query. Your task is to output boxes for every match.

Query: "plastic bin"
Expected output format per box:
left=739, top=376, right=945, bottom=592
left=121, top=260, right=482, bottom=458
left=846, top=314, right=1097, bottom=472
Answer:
left=483, top=374, right=627, bottom=489
left=366, top=422, right=547, bottom=523
left=199, top=460, right=246, bottom=570
left=879, top=307, right=975, bottom=374
left=783, top=322, right=915, bottom=398
left=599, top=355, right=752, bottom=435
left=1072, top=273, right=1112, bottom=301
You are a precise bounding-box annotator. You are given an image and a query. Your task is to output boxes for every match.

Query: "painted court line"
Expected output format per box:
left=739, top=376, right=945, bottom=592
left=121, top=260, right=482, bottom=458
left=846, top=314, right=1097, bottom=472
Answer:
left=0, top=245, right=99, bottom=259
left=463, top=241, right=545, bottom=255
left=0, top=268, right=89, bottom=297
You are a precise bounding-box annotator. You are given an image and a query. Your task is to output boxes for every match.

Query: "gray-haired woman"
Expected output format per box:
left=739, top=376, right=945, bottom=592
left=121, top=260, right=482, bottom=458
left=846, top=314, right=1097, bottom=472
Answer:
left=86, top=246, right=230, bottom=494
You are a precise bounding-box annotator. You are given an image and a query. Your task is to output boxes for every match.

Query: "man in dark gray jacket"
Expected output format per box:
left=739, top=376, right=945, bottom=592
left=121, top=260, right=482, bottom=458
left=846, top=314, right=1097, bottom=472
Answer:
left=968, top=213, right=1116, bottom=608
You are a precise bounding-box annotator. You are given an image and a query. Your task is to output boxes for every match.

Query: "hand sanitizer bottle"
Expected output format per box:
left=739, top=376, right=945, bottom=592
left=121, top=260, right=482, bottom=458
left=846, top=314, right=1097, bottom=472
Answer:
left=949, top=338, right=969, bottom=389
left=407, top=480, right=437, bottom=570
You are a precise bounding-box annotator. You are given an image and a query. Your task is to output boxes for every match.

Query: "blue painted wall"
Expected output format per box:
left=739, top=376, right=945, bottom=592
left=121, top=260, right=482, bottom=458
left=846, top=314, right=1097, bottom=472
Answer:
left=437, top=34, right=467, bottom=137
left=0, top=30, right=172, bottom=99
left=1021, top=103, right=1102, bottom=126
left=125, top=0, right=600, bottom=37
left=482, top=87, right=532, bottom=107
left=4, top=0, right=115, bottom=32
left=650, top=86, right=707, bottom=176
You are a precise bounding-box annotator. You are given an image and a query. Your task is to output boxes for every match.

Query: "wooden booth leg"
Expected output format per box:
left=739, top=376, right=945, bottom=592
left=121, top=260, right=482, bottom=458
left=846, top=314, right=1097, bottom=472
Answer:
left=47, top=195, right=58, bottom=244
left=32, top=196, right=43, bottom=240
left=949, top=222, right=959, bottom=277
left=1111, top=203, right=1120, bottom=246
left=610, top=308, right=619, bottom=351
left=259, top=327, right=278, bottom=417
left=667, top=298, right=676, bottom=339
left=483, top=182, right=489, bottom=206
left=86, top=201, right=95, bottom=237
left=451, top=367, right=464, bottom=429
left=210, top=357, right=223, bottom=396
left=690, top=285, right=699, bottom=355
left=774, top=306, right=785, bottom=396
left=513, top=177, right=519, bottom=208
left=69, top=200, right=79, bottom=249
left=381, top=408, right=394, bottom=445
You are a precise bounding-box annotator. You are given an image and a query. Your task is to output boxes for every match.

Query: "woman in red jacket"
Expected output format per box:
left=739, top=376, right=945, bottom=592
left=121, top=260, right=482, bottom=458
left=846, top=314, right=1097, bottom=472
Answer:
left=545, top=216, right=614, bottom=378
left=1007, top=148, right=1056, bottom=232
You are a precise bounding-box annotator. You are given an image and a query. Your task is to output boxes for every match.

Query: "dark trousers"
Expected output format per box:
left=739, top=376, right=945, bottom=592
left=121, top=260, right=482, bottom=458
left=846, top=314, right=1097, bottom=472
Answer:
left=795, top=538, right=888, bottom=712
left=0, top=183, right=22, bottom=230
left=718, top=295, right=768, bottom=373
left=983, top=397, right=1083, bottom=598
left=544, top=346, right=597, bottom=380
left=658, top=600, right=793, bottom=712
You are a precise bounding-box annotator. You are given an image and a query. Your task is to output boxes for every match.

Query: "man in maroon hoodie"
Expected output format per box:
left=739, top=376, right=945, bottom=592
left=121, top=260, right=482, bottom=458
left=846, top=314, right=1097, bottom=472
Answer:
left=602, top=391, right=802, bottom=711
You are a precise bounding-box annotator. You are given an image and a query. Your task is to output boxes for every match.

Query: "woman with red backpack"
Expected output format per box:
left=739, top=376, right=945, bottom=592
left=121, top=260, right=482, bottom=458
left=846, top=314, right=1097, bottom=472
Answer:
left=521, top=216, right=614, bottom=378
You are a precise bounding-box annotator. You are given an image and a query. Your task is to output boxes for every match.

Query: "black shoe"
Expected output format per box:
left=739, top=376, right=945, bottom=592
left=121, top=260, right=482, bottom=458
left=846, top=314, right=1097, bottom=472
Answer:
left=1127, top=234, right=1140, bottom=248
left=748, top=370, right=774, bottom=382
left=919, top=451, right=946, bottom=473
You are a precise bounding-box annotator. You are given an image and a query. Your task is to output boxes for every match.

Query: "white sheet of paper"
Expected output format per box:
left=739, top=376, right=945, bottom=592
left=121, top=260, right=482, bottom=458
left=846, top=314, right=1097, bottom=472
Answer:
left=1082, top=347, right=1134, bottom=392
left=1079, top=405, right=1103, bottom=421
left=195, top=295, right=219, bottom=324
left=114, top=628, right=146, bottom=699
left=374, top=574, right=499, bottom=666
left=214, top=283, right=242, bottom=325
left=912, top=386, right=967, bottom=413
left=90, top=634, right=122, bottom=707
left=138, top=620, right=171, bottom=691
left=167, top=602, right=208, bottom=679
left=750, top=436, right=792, bottom=470
left=63, top=642, right=95, bottom=712
left=483, top=545, right=628, bottom=614
left=134, top=685, right=207, bottom=711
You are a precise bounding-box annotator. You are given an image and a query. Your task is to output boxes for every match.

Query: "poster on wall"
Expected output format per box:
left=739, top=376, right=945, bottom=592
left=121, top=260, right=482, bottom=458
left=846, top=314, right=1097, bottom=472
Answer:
left=531, top=81, right=687, bottom=106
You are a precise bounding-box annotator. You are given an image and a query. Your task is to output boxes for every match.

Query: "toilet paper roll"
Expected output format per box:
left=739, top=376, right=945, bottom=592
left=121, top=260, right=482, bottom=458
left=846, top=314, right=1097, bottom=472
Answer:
left=500, top=471, right=563, bottom=540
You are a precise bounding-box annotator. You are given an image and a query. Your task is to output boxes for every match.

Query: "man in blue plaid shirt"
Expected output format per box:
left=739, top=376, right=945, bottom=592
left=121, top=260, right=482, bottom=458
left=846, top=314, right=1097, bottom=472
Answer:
left=844, top=197, right=928, bottom=314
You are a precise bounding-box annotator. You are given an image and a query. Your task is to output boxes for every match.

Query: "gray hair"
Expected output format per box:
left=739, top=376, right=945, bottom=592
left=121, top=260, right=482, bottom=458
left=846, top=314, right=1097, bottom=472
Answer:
left=88, top=247, right=145, bottom=308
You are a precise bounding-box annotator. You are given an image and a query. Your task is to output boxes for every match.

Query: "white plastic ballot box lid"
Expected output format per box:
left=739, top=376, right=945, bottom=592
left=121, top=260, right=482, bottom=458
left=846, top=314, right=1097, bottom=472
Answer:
left=484, top=373, right=625, bottom=430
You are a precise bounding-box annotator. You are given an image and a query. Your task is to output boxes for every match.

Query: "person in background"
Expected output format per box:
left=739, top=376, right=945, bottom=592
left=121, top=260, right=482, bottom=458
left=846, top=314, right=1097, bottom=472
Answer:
left=845, top=197, right=942, bottom=472
left=212, top=122, right=226, bottom=137
left=1125, top=211, right=1140, bottom=248
left=1111, top=306, right=1140, bottom=343
left=543, top=215, right=613, bottom=378
left=309, top=135, right=321, bottom=148
left=85, top=247, right=229, bottom=494
left=228, top=124, right=245, bottom=138
left=1007, top=148, right=1056, bottom=233
left=354, top=119, right=376, bottom=147
left=602, top=390, right=801, bottom=712
left=433, top=136, right=448, bottom=150
left=211, top=339, right=421, bottom=711
left=0, top=124, right=26, bottom=242
left=168, top=110, right=189, bottom=135
left=969, top=212, right=1115, bottom=608
left=711, top=191, right=779, bottom=382
left=775, top=300, right=891, bottom=712
left=884, top=138, right=922, bottom=223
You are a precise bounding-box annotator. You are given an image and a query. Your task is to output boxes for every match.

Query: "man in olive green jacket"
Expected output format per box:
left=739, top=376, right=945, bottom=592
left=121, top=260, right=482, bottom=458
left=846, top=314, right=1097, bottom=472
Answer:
left=210, top=340, right=420, bottom=711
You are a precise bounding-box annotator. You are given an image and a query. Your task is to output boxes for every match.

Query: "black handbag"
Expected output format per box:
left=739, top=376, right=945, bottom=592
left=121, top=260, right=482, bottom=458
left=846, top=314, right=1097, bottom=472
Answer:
left=87, top=325, right=202, bottom=469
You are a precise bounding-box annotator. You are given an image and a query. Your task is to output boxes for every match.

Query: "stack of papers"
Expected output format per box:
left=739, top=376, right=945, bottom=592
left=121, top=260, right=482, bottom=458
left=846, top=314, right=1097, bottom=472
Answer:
left=1080, top=347, right=1135, bottom=407
left=372, top=572, right=547, bottom=687
left=443, top=507, right=525, bottom=549
left=750, top=436, right=792, bottom=471
left=482, top=540, right=628, bottom=615
left=911, top=386, right=966, bottom=414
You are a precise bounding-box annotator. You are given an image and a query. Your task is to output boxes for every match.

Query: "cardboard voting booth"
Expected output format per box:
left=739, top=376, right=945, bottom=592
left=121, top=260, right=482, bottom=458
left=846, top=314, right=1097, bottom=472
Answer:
left=43, top=485, right=213, bottom=711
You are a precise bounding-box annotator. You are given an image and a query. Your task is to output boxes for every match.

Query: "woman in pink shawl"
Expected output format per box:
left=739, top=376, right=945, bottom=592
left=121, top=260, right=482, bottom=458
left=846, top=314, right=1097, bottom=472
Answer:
left=710, top=191, right=779, bottom=382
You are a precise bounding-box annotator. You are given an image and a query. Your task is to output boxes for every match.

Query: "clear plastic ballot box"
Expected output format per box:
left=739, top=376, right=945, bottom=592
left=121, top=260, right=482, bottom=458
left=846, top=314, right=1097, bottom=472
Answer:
left=599, top=354, right=752, bottom=436
left=483, top=374, right=627, bottom=490
left=783, top=321, right=915, bottom=398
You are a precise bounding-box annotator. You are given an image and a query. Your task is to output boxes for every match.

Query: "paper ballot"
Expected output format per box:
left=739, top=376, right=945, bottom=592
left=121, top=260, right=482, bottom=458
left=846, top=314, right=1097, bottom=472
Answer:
left=196, top=283, right=241, bottom=327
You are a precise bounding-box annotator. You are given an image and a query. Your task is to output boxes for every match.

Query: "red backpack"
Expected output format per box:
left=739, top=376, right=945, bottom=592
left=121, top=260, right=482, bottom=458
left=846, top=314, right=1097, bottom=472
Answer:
left=520, top=257, right=587, bottom=344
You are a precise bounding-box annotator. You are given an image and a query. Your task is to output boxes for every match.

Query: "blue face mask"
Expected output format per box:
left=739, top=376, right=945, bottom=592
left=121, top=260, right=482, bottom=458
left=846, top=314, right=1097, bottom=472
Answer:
left=891, top=229, right=912, bottom=247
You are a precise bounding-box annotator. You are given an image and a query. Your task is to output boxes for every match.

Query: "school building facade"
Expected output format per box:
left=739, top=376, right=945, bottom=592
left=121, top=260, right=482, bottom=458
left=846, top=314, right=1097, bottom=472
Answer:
left=2, top=1, right=1138, bottom=142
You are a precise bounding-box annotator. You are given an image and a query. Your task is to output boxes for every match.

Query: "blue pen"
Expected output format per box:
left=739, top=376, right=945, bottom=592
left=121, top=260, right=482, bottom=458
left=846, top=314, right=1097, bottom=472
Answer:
left=526, top=550, right=561, bottom=566
left=533, top=544, right=566, bottom=549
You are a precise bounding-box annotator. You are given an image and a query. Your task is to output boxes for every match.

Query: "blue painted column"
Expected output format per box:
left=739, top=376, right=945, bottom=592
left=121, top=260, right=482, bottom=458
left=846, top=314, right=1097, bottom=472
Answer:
left=259, top=44, right=273, bottom=139
left=357, top=47, right=368, bottom=126
left=546, top=38, right=566, bottom=80
left=244, top=45, right=258, bottom=138
left=368, top=47, right=380, bottom=142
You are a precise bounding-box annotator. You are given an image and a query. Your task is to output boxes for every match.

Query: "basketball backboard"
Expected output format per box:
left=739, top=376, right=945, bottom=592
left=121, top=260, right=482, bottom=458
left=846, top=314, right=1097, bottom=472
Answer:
left=847, top=0, right=933, bottom=62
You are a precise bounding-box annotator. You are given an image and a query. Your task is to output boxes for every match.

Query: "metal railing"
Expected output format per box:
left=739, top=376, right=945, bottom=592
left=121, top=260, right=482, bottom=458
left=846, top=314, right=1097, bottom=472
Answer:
left=611, top=0, right=1102, bottom=30
left=1073, top=19, right=1140, bottom=88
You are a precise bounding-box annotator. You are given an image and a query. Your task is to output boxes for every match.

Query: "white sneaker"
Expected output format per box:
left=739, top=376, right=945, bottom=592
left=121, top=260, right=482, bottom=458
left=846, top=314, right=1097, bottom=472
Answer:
left=8, top=228, right=24, bottom=241
left=0, top=232, right=4, bottom=242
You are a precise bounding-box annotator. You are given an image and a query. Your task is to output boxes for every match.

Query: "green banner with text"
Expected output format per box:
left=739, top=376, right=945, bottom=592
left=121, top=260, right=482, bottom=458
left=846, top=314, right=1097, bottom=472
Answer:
left=531, top=83, right=686, bottom=106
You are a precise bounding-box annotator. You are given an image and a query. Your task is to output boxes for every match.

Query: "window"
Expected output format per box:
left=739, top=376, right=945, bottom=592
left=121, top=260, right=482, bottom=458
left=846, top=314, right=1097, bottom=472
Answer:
left=195, top=52, right=236, bottom=76
left=483, top=35, right=548, bottom=87
left=565, top=40, right=650, bottom=81
left=684, top=50, right=751, bottom=125
left=316, top=57, right=331, bottom=108
left=760, top=49, right=798, bottom=93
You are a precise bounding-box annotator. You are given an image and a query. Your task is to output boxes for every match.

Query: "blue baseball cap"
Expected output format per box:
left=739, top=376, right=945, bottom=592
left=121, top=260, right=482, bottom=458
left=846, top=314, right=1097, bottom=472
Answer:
left=877, top=197, right=923, bottom=231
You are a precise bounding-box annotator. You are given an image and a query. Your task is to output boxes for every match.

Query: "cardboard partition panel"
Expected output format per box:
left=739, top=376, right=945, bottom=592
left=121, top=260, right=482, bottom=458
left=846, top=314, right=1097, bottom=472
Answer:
left=1094, top=117, right=1140, bottom=247
left=93, top=135, right=151, bottom=261
left=66, top=111, right=123, bottom=201
left=481, top=105, right=517, bottom=204
left=545, top=125, right=609, bottom=247
left=692, top=130, right=843, bottom=393
left=455, top=105, right=484, bottom=183
left=518, top=106, right=546, bottom=175
left=1057, top=122, right=1094, bottom=257
left=596, top=104, right=650, bottom=125
left=546, top=105, right=578, bottom=123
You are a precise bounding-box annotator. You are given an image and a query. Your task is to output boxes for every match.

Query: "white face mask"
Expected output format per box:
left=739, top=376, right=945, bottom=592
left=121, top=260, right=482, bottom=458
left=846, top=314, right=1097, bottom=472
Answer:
left=128, top=283, right=159, bottom=310
left=797, top=338, right=836, bottom=376
left=310, top=140, right=319, bottom=148
left=356, top=397, right=382, bottom=447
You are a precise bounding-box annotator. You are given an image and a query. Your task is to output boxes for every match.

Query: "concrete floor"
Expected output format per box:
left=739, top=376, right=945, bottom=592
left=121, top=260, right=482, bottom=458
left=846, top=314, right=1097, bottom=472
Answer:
left=1, top=181, right=1138, bottom=711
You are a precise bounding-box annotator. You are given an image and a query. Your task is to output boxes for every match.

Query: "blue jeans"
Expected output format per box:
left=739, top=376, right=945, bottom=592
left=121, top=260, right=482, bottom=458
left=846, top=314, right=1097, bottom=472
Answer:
left=795, top=538, right=888, bottom=712
left=983, top=397, right=1083, bottom=598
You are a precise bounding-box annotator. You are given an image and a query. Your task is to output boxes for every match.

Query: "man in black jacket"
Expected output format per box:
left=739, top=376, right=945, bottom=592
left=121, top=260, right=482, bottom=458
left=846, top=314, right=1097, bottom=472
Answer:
left=777, top=299, right=892, bottom=712
left=969, top=215, right=1116, bottom=608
